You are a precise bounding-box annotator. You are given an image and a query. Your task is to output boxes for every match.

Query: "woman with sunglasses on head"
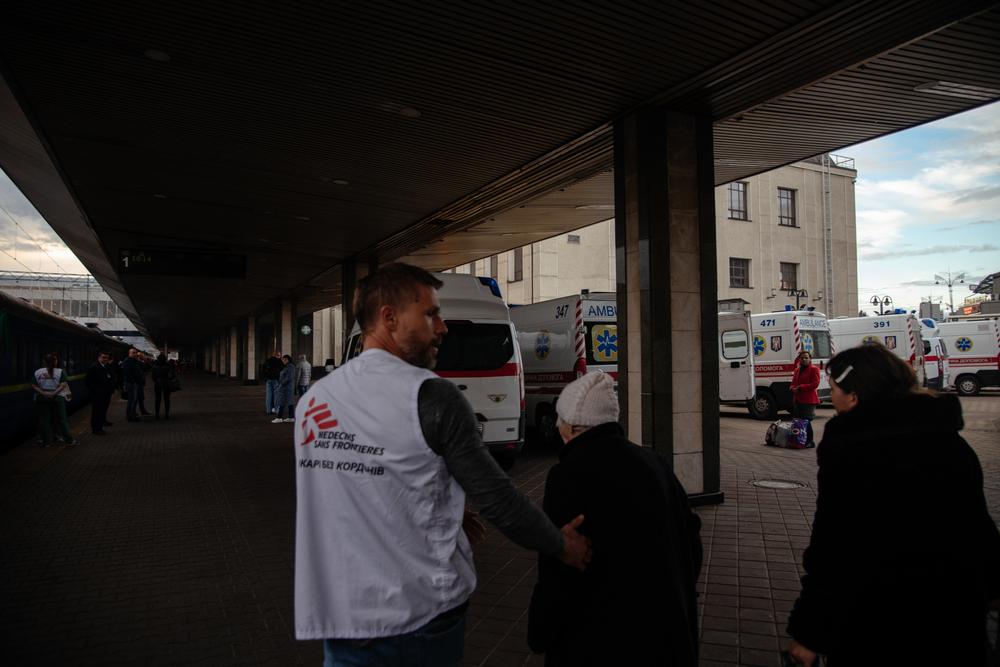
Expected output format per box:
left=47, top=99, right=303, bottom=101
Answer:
left=785, top=343, right=1000, bottom=666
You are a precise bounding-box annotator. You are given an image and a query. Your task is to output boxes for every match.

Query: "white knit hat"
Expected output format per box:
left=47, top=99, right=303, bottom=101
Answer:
left=556, top=371, right=619, bottom=427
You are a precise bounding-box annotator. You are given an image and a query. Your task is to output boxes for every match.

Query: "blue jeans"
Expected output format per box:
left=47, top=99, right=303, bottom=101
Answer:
left=126, top=383, right=140, bottom=419
left=323, top=606, right=466, bottom=667
left=265, top=379, right=279, bottom=414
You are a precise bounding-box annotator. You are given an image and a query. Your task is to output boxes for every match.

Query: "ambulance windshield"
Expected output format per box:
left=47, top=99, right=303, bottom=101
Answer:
left=436, top=322, right=514, bottom=372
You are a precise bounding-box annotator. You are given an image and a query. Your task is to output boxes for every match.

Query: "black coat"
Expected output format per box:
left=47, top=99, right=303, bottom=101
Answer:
left=527, top=422, right=703, bottom=666
left=262, top=356, right=283, bottom=381
left=84, top=361, right=115, bottom=396
left=787, top=393, right=1000, bottom=666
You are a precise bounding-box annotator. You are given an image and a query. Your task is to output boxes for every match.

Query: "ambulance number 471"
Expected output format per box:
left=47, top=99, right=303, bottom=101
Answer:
left=758, top=318, right=776, bottom=327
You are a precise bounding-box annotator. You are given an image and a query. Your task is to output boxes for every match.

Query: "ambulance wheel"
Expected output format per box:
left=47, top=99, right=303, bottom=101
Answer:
left=955, top=375, right=980, bottom=396
left=748, top=391, right=777, bottom=420
left=536, top=408, right=559, bottom=447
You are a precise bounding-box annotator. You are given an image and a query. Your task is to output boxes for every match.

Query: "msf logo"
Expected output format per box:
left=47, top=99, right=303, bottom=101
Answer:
left=300, top=397, right=339, bottom=446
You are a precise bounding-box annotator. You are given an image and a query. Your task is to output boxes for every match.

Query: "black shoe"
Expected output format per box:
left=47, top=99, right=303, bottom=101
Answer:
left=104, top=421, right=114, bottom=426
left=140, top=411, right=152, bottom=416
left=93, top=430, right=107, bottom=435
left=127, top=417, right=140, bottom=422
left=155, top=415, right=160, bottom=420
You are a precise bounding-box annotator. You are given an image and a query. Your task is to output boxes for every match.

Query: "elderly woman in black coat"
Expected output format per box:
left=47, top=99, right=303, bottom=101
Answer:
left=272, top=354, right=296, bottom=423
left=786, top=343, right=1000, bottom=666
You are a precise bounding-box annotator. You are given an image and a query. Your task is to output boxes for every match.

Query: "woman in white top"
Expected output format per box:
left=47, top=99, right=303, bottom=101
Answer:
left=32, top=353, right=78, bottom=447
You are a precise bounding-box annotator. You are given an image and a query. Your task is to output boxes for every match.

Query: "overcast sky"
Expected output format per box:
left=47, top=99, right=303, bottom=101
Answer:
left=1, top=100, right=998, bottom=314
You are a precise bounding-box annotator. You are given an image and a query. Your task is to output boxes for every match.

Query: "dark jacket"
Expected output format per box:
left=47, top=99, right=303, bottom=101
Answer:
left=84, top=361, right=115, bottom=396
left=151, top=362, right=174, bottom=389
left=262, top=356, right=283, bottom=382
left=120, top=357, right=145, bottom=385
left=276, top=362, right=295, bottom=407
left=791, top=363, right=820, bottom=405
left=527, top=422, right=703, bottom=666
left=787, top=393, right=1000, bottom=665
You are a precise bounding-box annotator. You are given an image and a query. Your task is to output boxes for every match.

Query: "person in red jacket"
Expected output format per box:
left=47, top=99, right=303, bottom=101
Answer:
left=790, top=350, right=820, bottom=445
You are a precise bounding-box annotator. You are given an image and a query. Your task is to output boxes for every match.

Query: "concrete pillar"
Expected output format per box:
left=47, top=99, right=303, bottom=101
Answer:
left=229, top=326, right=238, bottom=377
left=246, top=316, right=257, bottom=382
left=312, top=310, right=324, bottom=366
left=332, top=305, right=344, bottom=364
left=614, top=108, right=721, bottom=504
left=319, top=308, right=332, bottom=365
left=341, top=261, right=371, bottom=351
left=280, top=300, right=294, bottom=356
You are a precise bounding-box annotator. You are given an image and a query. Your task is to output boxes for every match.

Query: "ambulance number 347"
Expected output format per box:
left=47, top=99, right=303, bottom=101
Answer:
left=872, top=320, right=890, bottom=329
left=555, top=304, right=570, bottom=319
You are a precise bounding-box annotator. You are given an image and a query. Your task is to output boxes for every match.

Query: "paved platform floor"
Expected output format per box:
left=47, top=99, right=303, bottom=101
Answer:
left=1, top=373, right=997, bottom=666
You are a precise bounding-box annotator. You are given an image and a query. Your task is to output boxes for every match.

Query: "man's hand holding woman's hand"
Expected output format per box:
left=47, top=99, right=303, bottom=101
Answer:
left=557, top=514, right=592, bottom=571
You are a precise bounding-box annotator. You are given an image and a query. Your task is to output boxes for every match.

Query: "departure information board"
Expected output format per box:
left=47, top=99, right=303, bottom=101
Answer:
left=119, top=249, right=246, bottom=278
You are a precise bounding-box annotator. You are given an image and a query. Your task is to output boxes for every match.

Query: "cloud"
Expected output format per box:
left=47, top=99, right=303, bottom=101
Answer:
left=861, top=244, right=997, bottom=261
left=939, top=218, right=1000, bottom=231
left=953, top=185, right=1000, bottom=204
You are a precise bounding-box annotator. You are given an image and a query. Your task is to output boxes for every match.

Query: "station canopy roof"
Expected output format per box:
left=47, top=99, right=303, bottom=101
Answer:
left=1, top=1, right=998, bottom=342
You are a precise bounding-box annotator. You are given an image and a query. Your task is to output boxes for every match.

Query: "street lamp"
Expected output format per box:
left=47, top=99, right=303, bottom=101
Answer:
left=870, top=295, right=893, bottom=315
left=933, top=270, right=965, bottom=314
left=787, top=288, right=808, bottom=309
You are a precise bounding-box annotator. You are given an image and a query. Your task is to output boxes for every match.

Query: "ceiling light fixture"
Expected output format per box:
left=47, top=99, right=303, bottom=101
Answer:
left=332, top=179, right=349, bottom=186
left=143, top=49, right=171, bottom=62
left=294, top=215, right=311, bottom=221
left=914, top=81, right=1000, bottom=102
left=380, top=102, right=422, bottom=118
left=152, top=193, right=168, bottom=199
left=574, top=204, right=614, bottom=210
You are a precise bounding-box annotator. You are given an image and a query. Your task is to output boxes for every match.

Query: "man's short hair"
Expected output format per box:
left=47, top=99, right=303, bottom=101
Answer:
left=353, top=263, right=444, bottom=332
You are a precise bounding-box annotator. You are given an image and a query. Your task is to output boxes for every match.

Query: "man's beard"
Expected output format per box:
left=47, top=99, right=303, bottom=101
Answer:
left=401, top=335, right=441, bottom=369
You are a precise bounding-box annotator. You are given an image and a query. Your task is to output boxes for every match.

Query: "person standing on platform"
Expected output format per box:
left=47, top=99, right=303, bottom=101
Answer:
left=151, top=354, right=175, bottom=420
left=121, top=347, right=144, bottom=422
left=262, top=350, right=283, bottom=416
left=785, top=344, right=1000, bottom=666
left=32, top=353, right=78, bottom=447
left=84, top=350, right=115, bottom=435
left=789, top=350, right=820, bottom=446
left=296, top=354, right=312, bottom=397
left=273, top=354, right=296, bottom=423
left=136, top=352, right=152, bottom=416
left=294, top=262, right=592, bottom=667
left=527, top=372, right=703, bottom=666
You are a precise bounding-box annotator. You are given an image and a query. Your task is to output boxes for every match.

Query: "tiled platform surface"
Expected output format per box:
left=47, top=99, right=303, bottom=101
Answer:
left=1, top=373, right=997, bottom=666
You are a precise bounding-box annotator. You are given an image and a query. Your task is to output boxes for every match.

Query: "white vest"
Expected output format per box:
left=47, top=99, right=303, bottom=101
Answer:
left=294, top=349, right=476, bottom=639
left=34, top=367, right=63, bottom=392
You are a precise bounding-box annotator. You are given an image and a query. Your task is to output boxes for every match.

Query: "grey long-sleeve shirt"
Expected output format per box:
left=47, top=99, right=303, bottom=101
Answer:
left=417, top=378, right=564, bottom=558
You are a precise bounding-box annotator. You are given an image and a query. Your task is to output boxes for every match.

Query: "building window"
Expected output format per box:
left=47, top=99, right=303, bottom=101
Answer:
left=729, top=257, right=751, bottom=288
left=780, top=262, right=798, bottom=290
left=777, top=187, right=797, bottom=227
left=728, top=182, right=748, bottom=220
left=512, top=247, right=523, bottom=282
left=567, top=234, right=581, bottom=244
left=489, top=255, right=497, bottom=280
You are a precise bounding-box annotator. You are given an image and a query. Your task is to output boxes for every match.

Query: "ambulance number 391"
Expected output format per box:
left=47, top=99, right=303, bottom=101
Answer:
left=872, top=321, right=890, bottom=328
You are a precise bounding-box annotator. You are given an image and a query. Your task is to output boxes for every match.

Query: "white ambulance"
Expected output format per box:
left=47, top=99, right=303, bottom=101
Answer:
left=923, top=336, right=952, bottom=391
left=345, top=274, right=525, bottom=469
left=747, top=309, right=833, bottom=419
left=935, top=319, right=1000, bottom=395
left=828, top=313, right=926, bottom=387
left=510, top=292, right=617, bottom=443
left=719, top=311, right=755, bottom=402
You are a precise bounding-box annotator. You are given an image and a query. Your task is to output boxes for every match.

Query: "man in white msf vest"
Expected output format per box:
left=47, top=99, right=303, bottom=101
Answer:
left=295, top=262, right=592, bottom=666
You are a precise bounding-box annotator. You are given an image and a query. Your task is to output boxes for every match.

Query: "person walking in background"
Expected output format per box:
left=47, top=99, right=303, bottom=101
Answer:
left=84, top=350, right=115, bottom=435
left=295, top=354, right=311, bottom=396
left=32, top=353, right=78, bottom=447
left=527, top=372, right=702, bottom=666
left=789, top=350, right=819, bottom=446
left=273, top=354, right=296, bottom=423
left=785, top=344, right=1000, bottom=666
left=121, top=347, right=144, bottom=422
left=262, top=350, right=283, bottom=416
left=151, top=354, right=175, bottom=420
